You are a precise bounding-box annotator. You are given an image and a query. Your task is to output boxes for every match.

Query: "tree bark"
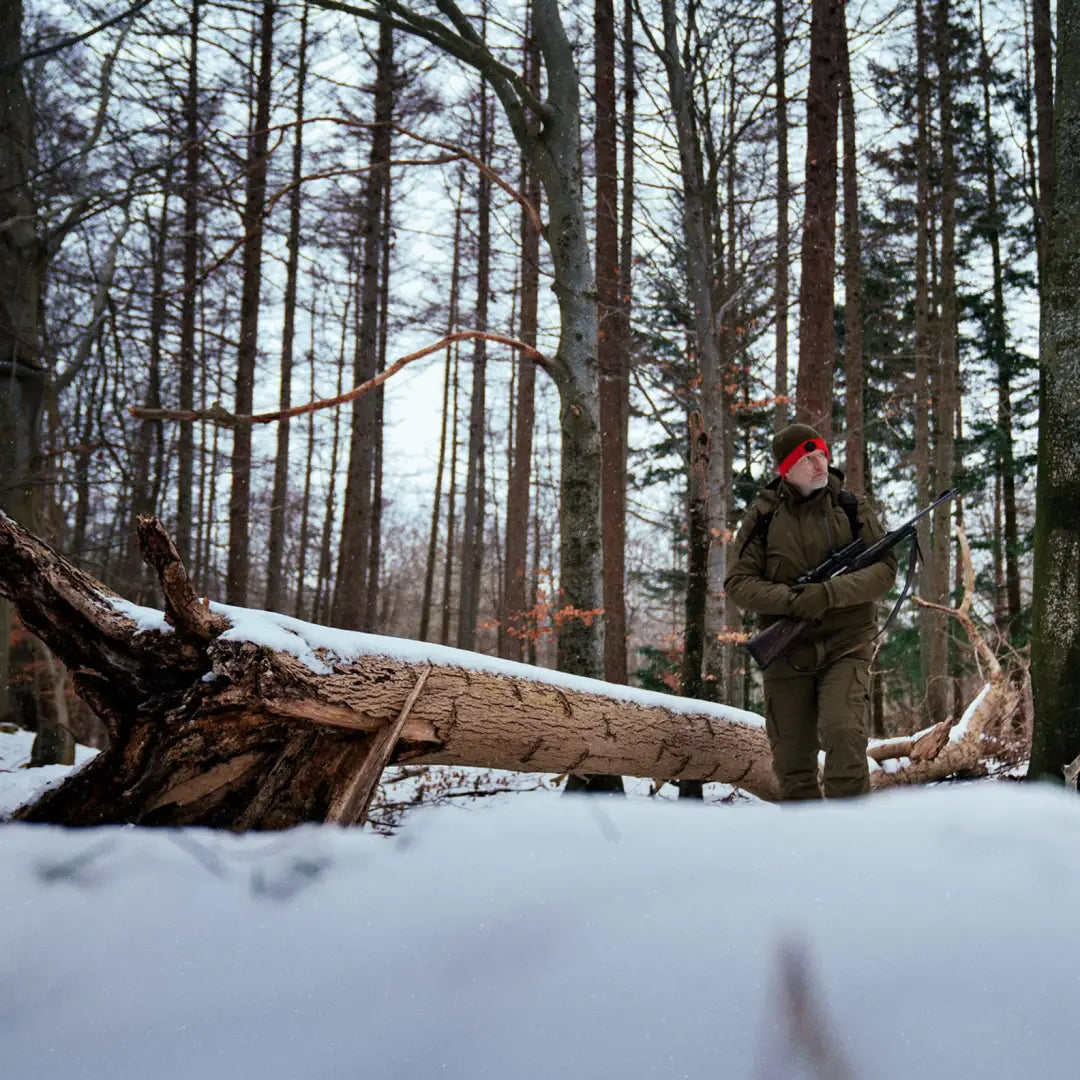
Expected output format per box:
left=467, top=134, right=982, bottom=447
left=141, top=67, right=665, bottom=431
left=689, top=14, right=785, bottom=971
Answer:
left=366, top=166, right=392, bottom=630
left=128, top=197, right=168, bottom=601
left=681, top=412, right=709, bottom=701
left=977, top=0, right=1021, bottom=638
left=913, top=0, right=935, bottom=714
left=1032, top=0, right=1054, bottom=282
left=839, top=22, right=864, bottom=494
left=293, top=307, right=318, bottom=619
left=333, top=21, right=394, bottom=629
left=266, top=0, right=309, bottom=613
left=501, top=20, right=540, bottom=662
left=0, top=0, right=43, bottom=726
left=421, top=177, right=464, bottom=642
left=774, top=0, right=791, bottom=432
left=795, top=0, right=843, bottom=434
left=596, top=0, right=626, bottom=685
left=653, top=0, right=727, bottom=701
left=457, top=68, right=491, bottom=651
left=226, top=0, right=276, bottom=605
left=176, top=0, right=201, bottom=567
left=1029, top=0, right=1080, bottom=783
left=926, top=0, right=958, bottom=726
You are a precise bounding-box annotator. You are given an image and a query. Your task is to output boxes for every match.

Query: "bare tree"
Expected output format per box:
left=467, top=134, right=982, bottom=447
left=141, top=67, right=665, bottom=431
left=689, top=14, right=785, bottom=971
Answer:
left=839, top=14, right=863, bottom=492
left=334, top=20, right=395, bottom=629
left=596, top=0, right=627, bottom=684
left=457, top=59, right=492, bottom=651
left=501, top=12, right=540, bottom=662
left=314, top=0, right=605, bottom=678
left=773, top=0, right=791, bottom=432
left=795, top=0, right=844, bottom=433
left=266, top=0, right=311, bottom=613
left=0, top=0, right=43, bottom=723
left=227, top=0, right=277, bottom=605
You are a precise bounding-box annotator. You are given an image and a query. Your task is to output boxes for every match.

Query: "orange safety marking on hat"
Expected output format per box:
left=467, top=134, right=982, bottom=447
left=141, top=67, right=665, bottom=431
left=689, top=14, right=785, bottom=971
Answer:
left=778, top=437, right=830, bottom=477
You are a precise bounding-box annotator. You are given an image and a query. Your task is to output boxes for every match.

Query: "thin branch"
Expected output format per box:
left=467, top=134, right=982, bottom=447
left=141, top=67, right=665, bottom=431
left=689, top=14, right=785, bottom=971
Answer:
left=391, top=123, right=543, bottom=235
left=128, top=331, right=551, bottom=428
left=1, top=0, right=152, bottom=74
left=308, top=0, right=546, bottom=120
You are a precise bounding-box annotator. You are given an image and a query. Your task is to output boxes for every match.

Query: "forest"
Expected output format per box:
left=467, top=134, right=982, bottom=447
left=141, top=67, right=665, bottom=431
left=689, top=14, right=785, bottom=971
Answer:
left=1, top=0, right=1078, bottom=808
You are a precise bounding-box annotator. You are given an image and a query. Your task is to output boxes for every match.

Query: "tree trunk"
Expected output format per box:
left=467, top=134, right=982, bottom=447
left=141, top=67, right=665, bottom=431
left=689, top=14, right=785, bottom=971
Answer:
left=366, top=167, right=392, bottom=630
left=596, top=0, right=627, bottom=685
left=422, top=179, right=464, bottom=642
left=227, top=0, right=276, bottom=605
left=128, top=197, right=168, bottom=601
left=457, top=71, right=491, bottom=652
left=293, top=308, right=318, bottom=619
left=655, top=0, right=727, bottom=702
left=176, top=0, right=201, bottom=567
left=501, top=20, right=540, bottom=662
left=1032, top=0, right=1054, bottom=283
left=0, top=0, right=43, bottom=725
left=913, top=0, right=935, bottom=714
left=1029, top=0, right=1080, bottom=783
left=440, top=341, right=461, bottom=646
left=316, top=283, right=351, bottom=624
left=334, top=21, right=394, bottom=629
left=977, top=0, right=1022, bottom=638
left=839, top=21, right=864, bottom=494
left=926, top=0, right=958, bottom=726
left=266, top=0, right=309, bottom=613
left=682, top=412, right=709, bottom=701
left=774, top=0, right=791, bottom=431
left=795, top=0, right=843, bottom=434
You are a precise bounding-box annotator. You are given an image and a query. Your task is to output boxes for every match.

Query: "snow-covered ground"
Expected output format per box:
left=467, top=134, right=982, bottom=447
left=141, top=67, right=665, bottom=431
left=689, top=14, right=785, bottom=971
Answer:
left=3, top=767, right=1079, bottom=1079
left=1, top=604, right=1065, bottom=1078
left=0, top=725, right=98, bottom=817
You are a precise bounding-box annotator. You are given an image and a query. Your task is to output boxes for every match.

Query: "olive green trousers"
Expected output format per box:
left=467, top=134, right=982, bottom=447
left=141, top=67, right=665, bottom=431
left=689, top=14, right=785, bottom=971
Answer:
left=763, top=655, right=872, bottom=800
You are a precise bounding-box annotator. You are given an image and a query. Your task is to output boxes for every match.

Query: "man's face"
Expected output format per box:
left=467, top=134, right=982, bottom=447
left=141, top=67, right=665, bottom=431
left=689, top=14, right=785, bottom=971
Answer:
left=785, top=447, right=829, bottom=493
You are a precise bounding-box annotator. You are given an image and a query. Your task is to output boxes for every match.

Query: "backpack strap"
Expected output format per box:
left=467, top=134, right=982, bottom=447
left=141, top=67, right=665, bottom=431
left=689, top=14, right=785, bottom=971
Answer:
left=739, top=507, right=774, bottom=558
left=837, top=489, right=861, bottom=541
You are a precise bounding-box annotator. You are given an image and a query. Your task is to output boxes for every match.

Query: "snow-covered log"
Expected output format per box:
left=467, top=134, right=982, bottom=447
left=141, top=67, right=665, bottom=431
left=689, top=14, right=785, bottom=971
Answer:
left=0, top=512, right=778, bottom=825
left=0, top=514, right=1028, bottom=827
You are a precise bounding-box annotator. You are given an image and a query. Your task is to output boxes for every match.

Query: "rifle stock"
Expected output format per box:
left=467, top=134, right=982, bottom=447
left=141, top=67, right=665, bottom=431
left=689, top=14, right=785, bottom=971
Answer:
left=745, top=616, right=811, bottom=670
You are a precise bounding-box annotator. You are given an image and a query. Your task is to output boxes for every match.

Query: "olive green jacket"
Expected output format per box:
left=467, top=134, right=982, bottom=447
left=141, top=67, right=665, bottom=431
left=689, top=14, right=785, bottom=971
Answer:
left=724, top=470, right=898, bottom=666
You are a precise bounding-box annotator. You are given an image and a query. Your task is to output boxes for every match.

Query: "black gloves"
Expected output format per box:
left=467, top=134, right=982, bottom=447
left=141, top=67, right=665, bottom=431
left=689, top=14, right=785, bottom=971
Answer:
left=789, top=582, right=831, bottom=622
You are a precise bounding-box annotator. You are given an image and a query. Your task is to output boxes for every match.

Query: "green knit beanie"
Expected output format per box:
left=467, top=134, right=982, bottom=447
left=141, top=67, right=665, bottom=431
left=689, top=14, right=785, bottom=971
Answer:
left=772, top=423, right=829, bottom=475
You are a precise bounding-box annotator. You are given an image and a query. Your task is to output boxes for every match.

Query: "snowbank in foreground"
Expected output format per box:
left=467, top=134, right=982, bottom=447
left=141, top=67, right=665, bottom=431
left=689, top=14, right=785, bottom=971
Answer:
left=3, top=783, right=1079, bottom=1079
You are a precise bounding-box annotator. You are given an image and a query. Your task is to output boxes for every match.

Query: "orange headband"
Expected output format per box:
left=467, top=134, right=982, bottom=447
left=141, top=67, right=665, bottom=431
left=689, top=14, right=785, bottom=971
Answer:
left=778, top=437, right=829, bottom=477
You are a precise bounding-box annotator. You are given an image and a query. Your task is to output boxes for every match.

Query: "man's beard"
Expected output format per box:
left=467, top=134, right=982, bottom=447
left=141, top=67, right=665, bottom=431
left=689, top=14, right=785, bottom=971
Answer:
left=790, top=472, right=829, bottom=496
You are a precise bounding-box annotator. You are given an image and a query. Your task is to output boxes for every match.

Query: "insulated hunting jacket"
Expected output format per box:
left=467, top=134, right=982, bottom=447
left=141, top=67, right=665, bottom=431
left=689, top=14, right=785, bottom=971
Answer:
left=725, top=470, right=898, bottom=670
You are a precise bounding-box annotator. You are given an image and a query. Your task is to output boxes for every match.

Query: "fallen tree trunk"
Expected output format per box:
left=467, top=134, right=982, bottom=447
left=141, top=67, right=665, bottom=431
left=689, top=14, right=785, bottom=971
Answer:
left=0, top=514, right=1027, bottom=827
left=0, top=512, right=779, bottom=823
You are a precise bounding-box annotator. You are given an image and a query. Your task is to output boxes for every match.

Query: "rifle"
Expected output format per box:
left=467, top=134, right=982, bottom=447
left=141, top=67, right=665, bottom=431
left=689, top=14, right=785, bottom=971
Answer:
left=743, top=488, right=957, bottom=670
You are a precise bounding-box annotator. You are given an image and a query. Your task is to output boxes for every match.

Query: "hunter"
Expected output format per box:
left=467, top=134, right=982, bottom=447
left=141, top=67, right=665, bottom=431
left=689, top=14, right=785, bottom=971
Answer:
left=725, top=424, right=897, bottom=800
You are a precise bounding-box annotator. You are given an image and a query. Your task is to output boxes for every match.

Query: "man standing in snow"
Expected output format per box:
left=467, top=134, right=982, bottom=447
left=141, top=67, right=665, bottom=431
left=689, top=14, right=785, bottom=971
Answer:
left=724, top=424, right=897, bottom=800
